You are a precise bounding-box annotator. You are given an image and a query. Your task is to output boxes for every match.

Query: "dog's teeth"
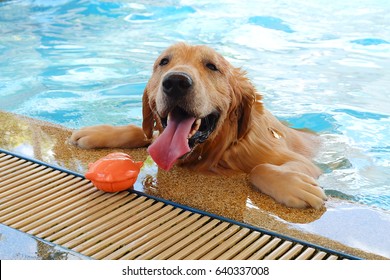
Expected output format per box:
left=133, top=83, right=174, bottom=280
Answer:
left=188, top=119, right=201, bottom=138
left=194, top=119, right=201, bottom=129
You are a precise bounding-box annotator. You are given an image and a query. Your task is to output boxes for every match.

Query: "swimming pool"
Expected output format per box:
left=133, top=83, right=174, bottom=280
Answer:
left=1, top=0, right=389, bottom=210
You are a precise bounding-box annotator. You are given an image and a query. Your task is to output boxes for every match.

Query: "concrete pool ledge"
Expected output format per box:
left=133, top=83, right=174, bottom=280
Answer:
left=1, top=110, right=389, bottom=260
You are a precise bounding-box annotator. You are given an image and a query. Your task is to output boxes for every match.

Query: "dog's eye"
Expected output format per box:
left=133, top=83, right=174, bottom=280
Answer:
left=206, top=63, right=218, bottom=71
left=159, top=58, right=169, bottom=66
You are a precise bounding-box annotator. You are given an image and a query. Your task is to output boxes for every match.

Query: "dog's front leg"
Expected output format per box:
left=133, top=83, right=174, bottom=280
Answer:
left=249, top=162, right=327, bottom=209
left=69, top=125, right=151, bottom=149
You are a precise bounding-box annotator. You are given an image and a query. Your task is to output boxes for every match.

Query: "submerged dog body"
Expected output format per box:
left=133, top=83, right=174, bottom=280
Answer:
left=70, top=43, right=326, bottom=209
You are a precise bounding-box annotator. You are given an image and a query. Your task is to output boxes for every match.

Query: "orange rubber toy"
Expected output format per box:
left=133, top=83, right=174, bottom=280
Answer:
left=85, top=152, right=143, bottom=192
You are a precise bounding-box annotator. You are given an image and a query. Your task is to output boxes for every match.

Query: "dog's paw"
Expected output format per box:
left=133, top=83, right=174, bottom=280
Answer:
left=69, top=125, right=113, bottom=149
left=250, top=165, right=327, bottom=209
left=69, top=125, right=150, bottom=149
left=277, top=172, right=327, bottom=209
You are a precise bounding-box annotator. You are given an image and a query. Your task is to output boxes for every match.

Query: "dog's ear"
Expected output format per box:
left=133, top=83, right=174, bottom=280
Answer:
left=142, top=87, right=155, bottom=140
left=230, top=68, right=263, bottom=140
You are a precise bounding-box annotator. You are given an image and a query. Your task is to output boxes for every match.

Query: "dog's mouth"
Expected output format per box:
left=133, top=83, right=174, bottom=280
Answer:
left=161, top=107, right=219, bottom=148
left=147, top=107, right=219, bottom=171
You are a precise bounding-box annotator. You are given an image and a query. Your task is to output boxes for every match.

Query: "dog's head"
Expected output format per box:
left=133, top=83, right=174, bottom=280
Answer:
left=142, top=43, right=262, bottom=171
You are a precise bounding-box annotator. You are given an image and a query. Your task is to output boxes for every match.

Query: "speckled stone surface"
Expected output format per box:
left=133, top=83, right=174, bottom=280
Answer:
left=1, top=111, right=389, bottom=259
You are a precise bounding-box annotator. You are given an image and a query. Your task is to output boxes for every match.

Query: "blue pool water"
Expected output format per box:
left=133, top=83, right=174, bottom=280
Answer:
left=0, top=0, right=389, bottom=210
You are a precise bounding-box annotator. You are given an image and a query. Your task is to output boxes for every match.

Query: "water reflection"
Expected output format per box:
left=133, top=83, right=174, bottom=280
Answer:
left=0, top=224, right=88, bottom=260
left=293, top=200, right=390, bottom=259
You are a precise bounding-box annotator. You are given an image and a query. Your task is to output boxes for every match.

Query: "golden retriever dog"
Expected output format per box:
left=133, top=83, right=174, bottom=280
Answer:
left=70, top=43, right=327, bottom=209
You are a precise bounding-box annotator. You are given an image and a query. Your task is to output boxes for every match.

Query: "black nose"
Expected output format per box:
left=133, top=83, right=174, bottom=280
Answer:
left=162, top=72, right=193, bottom=97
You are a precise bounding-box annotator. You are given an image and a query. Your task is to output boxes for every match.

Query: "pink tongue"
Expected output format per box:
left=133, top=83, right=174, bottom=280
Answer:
left=148, top=113, right=196, bottom=171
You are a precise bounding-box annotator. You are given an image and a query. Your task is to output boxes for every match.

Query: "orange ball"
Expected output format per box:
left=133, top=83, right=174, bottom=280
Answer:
left=85, top=152, right=143, bottom=192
